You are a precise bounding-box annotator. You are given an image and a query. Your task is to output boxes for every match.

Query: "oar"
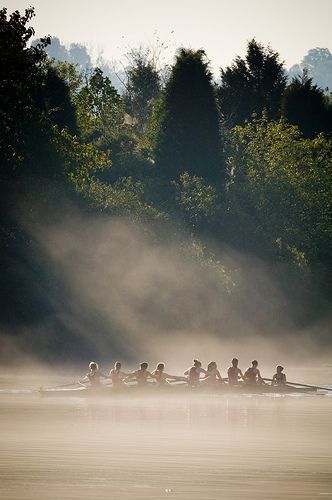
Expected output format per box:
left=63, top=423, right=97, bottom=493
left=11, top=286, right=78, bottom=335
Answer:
left=40, top=381, right=81, bottom=391
left=263, top=378, right=332, bottom=391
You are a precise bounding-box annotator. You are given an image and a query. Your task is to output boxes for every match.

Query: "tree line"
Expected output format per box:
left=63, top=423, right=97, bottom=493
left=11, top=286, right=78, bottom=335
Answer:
left=0, top=8, right=331, bottom=354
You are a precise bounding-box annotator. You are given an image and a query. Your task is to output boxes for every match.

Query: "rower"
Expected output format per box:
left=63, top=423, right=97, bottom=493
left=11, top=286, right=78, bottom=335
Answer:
left=109, top=361, right=128, bottom=387
left=203, top=361, right=223, bottom=384
left=125, top=362, right=154, bottom=386
left=80, top=362, right=109, bottom=387
left=152, top=363, right=185, bottom=386
left=227, top=358, right=244, bottom=386
left=271, top=365, right=286, bottom=386
left=184, top=359, right=207, bottom=387
left=244, top=360, right=264, bottom=385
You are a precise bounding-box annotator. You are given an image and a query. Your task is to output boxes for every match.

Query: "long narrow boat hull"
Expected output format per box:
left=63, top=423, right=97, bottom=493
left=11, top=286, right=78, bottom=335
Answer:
left=39, top=384, right=317, bottom=397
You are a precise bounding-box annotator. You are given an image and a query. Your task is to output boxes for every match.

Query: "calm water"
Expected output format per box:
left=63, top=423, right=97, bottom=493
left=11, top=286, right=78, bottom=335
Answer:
left=0, top=371, right=331, bottom=500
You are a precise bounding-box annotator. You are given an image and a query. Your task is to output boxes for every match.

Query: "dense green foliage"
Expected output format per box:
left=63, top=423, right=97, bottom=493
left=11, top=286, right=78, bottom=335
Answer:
left=218, top=39, right=287, bottom=127
left=226, top=119, right=331, bottom=276
left=0, top=8, right=331, bottom=358
left=281, top=71, right=332, bottom=138
left=154, top=49, right=224, bottom=183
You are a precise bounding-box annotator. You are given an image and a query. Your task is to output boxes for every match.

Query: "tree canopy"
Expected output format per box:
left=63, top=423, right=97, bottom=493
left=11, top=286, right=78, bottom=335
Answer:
left=281, top=70, right=331, bottom=138
left=154, top=48, right=224, bottom=183
left=218, top=39, right=287, bottom=127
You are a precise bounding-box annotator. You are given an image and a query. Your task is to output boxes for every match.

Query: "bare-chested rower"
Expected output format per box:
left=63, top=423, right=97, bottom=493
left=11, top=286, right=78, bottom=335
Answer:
left=271, top=365, right=287, bottom=386
left=227, top=358, right=244, bottom=386
left=203, top=361, right=223, bottom=384
left=184, top=359, right=207, bottom=387
left=152, top=363, right=185, bottom=386
left=109, top=361, right=128, bottom=387
left=244, top=360, right=264, bottom=385
left=125, top=362, right=154, bottom=386
left=80, top=362, right=109, bottom=387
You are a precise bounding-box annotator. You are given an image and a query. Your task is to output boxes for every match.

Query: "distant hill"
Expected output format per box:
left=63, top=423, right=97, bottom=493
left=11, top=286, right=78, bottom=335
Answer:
left=288, top=48, right=332, bottom=92
left=33, top=37, right=125, bottom=93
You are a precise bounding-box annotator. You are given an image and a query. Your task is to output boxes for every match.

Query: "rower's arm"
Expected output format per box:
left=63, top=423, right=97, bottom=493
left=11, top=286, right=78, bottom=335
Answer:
left=257, top=369, right=266, bottom=384
left=216, top=369, right=222, bottom=381
left=124, top=371, right=136, bottom=380
left=184, top=369, right=189, bottom=376
left=239, top=370, right=245, bottom=381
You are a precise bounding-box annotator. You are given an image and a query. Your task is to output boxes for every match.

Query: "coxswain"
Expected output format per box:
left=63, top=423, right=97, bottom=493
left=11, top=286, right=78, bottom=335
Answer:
left=271, top=365, right=286, bottom=386
left=244, top=360, right=264, bottom=385
left=203, top=361, right=223, bottom=384
left=80, top=362, right=109, bottom=387
left=227, top=358, right=244, bottom=386
left=184, top=359, right=207, bottom=387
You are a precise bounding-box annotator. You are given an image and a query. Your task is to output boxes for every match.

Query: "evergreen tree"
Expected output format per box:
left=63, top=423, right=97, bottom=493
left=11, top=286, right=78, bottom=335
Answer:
left=218, top=39, right=287, bottom=127
left=44, top=66, right=78, bottom=134
left=154, top=49, right=223, bottom=183
left=281, top=70, right=331, bottom=138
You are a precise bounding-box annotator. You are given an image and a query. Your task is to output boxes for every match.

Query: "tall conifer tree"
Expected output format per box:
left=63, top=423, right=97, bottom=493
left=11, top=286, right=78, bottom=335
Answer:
left=218, top=39, right=287, bottom=127
left=154, top=49, right=223, bottom=183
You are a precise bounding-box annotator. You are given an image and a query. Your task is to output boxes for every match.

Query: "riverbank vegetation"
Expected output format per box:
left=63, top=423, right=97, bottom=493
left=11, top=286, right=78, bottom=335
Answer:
left=1, top=7, right=331, bottom=359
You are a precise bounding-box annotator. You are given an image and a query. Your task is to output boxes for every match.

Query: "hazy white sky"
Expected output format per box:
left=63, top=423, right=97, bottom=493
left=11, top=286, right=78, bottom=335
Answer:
left=8, top=0, right=332, bottom=71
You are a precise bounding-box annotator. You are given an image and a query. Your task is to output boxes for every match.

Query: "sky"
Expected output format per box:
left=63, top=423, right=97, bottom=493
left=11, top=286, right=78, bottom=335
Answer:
left=7, top=0, right=332, bottom=72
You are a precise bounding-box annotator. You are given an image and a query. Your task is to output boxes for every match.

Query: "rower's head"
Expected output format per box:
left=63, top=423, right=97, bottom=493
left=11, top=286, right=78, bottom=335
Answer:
left=277, top=365, right=284, bottom=372
left=89, top=361, right=99, bottom=372
left=156, top=363, right=164, bottom=372
left=207, top=361, right=216, bottom=371
left=252, top=360, right=258, bottom=367
left=232, top=358, right=238, bottom=367
left=140, top=362, right=148, bottom=371
left=115, top=361, right=121, bottom=370
left=193, top=359, right=201, bottom=368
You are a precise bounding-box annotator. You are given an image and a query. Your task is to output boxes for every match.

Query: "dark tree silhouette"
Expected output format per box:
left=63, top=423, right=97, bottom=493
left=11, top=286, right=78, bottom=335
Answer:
left=0, top=7, right=49, bottom=178
left=154, top=49, right=223, bottom=183
left=218, top=39, right=287, bottom=127
left=281, top=70, right=331, bottom=138
left=44, top=66, right=78, bottom=134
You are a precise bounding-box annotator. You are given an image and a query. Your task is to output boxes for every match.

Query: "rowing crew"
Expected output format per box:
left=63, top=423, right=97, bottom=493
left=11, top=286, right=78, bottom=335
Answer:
left=80, top=359, right=286, bottom=388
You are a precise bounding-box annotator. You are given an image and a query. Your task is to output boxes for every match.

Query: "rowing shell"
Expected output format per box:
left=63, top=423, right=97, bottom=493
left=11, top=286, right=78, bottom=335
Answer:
left=39, top=384, right=318, bottom=397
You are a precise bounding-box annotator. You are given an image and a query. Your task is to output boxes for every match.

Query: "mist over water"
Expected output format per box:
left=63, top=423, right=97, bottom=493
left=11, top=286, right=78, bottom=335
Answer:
left=3, top=212, right=326, bottom=370
left=0, top=369, right=332, bottom=500
left=1, top=215, right=332, bottom=499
